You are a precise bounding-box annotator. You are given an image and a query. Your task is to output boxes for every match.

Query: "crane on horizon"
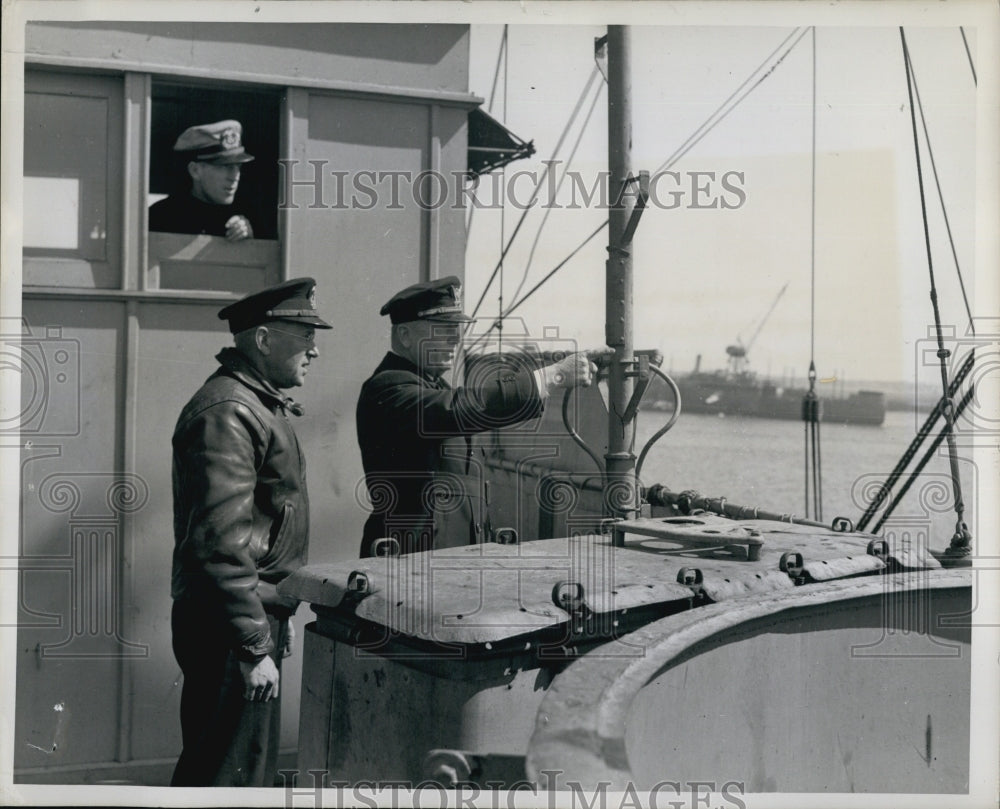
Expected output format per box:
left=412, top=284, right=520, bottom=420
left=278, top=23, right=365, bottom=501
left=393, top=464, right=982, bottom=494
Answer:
left=726, top=282, right=789, bottom=376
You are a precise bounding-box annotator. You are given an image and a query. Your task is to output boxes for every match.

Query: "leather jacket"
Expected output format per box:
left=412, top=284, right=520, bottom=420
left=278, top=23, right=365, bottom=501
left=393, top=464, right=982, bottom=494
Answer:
left=171, top=347, right=309, bottom=661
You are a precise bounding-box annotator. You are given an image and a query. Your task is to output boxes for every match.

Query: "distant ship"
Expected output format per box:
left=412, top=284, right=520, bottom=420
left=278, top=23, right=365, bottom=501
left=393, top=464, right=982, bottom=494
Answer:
left=649, top=354, right=887, bottom=426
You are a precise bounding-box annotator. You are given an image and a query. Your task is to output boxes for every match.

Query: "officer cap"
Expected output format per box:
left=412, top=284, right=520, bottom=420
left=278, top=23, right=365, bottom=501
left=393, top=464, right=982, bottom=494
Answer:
left=380, top=276, right=474, bottom=324
left=174, top=120, right=255, bottom=165
left=218, top=277, right=333, bottom=333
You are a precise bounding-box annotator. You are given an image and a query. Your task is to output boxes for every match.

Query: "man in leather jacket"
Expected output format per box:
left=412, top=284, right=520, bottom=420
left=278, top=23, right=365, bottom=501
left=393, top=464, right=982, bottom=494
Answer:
left=356, top=275, right=596, bottom=557
left=170, top=277, right=331, bottom=786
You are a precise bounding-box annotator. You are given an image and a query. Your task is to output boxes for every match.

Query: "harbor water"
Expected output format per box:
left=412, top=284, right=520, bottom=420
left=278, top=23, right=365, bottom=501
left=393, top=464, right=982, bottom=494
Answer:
left=635, top=408, right=978, bottom=547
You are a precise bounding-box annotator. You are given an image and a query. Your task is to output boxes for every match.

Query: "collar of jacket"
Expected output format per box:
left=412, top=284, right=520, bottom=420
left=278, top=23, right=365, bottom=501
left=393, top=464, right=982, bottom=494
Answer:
left=215, top=346, right=305, bottom=416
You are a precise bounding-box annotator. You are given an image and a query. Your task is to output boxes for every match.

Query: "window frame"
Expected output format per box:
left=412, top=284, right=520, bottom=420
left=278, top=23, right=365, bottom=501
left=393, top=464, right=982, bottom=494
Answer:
left=22, top=65, right=286, bottom=300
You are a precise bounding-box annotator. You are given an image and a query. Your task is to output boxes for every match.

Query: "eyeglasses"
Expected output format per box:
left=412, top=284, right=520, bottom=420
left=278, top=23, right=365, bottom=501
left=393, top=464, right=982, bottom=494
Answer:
left=268, top=326, right=317, bottom=348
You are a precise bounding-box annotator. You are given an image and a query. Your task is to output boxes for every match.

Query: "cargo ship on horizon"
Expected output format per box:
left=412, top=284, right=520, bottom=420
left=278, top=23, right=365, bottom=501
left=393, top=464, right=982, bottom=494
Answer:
left=647, top=354, right=888, bottom=426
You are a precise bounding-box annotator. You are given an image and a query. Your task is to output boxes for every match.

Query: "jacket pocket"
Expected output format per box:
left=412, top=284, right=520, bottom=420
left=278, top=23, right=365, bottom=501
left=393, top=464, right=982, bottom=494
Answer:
left=258, top=500, right=307, bottom=569
left=266, top=502, right=294, bottom=557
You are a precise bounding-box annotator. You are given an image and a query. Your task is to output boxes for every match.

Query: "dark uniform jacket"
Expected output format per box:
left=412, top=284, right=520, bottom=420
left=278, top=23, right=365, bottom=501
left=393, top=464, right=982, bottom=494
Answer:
left=172, top=347, right=307, bottom=661
left=356, top=351, right=543, bottom=556
left=149, top=194, right=252, bottom=238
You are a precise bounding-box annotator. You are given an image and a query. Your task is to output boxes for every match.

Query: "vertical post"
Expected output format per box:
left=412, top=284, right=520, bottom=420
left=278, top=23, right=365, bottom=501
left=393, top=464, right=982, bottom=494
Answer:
left=427, top=104, right=442, bottom=281
left=605, top=26, right=638, bottom=529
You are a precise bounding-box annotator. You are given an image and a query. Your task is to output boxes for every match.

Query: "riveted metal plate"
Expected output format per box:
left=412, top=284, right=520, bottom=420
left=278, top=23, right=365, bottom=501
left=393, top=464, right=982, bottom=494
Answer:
left=280, top=521, right=942, bottom=646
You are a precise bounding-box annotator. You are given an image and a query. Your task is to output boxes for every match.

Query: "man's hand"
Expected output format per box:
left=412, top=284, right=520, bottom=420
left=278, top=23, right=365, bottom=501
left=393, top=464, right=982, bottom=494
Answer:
left=239, top=655, right=279, bottom=701
left=282, top=619, right=295, bottom=659
left=547, top=352, right=597, bottom=392
left=225, top=215, right=254, bottom=242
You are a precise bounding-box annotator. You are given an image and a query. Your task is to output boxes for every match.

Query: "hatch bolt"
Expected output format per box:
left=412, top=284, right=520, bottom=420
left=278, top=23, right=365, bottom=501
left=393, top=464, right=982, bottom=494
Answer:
left=676, top=567, right=704, bottom=587
left=371, top=536, right=400, bottom=557
left=867, top=538, right=889, bottom=560
left=495, top=527, right=519, bottom=545
left=780, top=551, right=805, bottom=581
left=551, top=580, right=585, bottom=615
left=347, top=570, right=371, bottom=595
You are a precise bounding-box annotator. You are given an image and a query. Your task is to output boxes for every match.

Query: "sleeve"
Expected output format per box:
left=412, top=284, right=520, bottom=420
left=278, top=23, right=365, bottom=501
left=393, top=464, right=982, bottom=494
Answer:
left=173, top=401, right=273, bottom=661
left=374, top=367, right=544, bottom=438
left=147, top=198, right=169, bottom=233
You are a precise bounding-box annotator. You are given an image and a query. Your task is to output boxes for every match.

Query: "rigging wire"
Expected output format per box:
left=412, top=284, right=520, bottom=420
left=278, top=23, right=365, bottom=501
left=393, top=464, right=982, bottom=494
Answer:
left=907, top=39, right=975, bottom=335
left=498, top=25, right=509, bottom=357
left=468, top=64, right=605, bottom=323
left=802, top=26, right=822, bottom=522
left=489, top=221, right=609, bottom=323
left=466, top=27, right=511, bottom=238
left=509, top=72, right=604, bottom=307
left=469, top=27, right=813, bottom=351
left=959, top=26, right=978, bottom=86
left=486, top=25, right=508, bottom=111
left=871, top=387, right=975, bottom=535
left=900, top=26, right=971, bottom=555
left=857, top=352, right=974, bottom=532
left=652, top=27, right=810, bottom=175
left=554, top=30, right=810, bottom=296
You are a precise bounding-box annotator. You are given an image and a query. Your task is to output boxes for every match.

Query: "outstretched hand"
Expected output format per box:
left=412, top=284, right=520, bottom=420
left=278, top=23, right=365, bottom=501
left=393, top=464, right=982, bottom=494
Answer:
left=547, top=352, right=597, bottom=391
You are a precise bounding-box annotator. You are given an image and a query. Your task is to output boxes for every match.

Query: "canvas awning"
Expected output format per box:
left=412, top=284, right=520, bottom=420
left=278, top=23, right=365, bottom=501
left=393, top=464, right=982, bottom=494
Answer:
left=467, top=107, right=535, bottom=176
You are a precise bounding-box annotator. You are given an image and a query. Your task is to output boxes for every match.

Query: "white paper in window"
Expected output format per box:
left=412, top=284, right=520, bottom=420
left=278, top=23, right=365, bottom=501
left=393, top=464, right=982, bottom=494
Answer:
left=23, top=176, right=80, bottom=249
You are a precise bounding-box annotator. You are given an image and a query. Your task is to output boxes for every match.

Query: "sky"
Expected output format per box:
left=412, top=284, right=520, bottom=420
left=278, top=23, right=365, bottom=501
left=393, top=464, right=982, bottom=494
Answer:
left=463, top=23, right=979, bottom=386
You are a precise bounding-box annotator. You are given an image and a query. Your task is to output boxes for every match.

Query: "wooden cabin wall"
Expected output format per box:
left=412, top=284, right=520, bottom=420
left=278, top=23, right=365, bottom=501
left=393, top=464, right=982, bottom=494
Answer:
left=16, top=22, right=475, bottom=783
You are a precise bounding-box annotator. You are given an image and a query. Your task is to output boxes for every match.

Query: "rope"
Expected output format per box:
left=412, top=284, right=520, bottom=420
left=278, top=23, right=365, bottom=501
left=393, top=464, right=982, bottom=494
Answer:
left=465, top=220, right=609, bottom=352
left=900, top=27, right=970, bottom=554
left=908, top=37, right=974, bottom=334
left=469, top=65, right=604, bottom=323
left=857, top=351, right=975, bottom=531
left=468, top=27, right=810, bottom=358
left=487, top=26, right=508, bottom=111
left=871, top=387, right=975, bottom=535
left=652, top=27, right=808, bottom=176
left=960, top=26, right=978, bottom=86
left=466, top=27, right=511, bottom=238
left=810, top=27, right=817, bottom=365
left=475, top=28, right=811, bottom=350
left=498, top=25, right=509, bottom=357
left=509, top=73, right=604, bottom=307
left=802, top=27, right=823, bottom=522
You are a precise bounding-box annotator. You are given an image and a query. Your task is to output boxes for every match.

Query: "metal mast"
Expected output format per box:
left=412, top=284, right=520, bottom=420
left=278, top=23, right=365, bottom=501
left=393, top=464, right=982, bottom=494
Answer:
left=604, top=26, right=645, bottom=525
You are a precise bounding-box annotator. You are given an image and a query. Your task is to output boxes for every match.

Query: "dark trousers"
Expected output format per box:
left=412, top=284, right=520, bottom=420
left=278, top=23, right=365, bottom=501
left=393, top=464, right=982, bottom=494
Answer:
left=170, top=598, right=287, bottom=787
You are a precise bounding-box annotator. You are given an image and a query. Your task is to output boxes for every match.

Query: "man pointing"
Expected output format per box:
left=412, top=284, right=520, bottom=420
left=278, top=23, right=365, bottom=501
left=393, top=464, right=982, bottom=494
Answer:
left=356, top=275, right=596, bottom=557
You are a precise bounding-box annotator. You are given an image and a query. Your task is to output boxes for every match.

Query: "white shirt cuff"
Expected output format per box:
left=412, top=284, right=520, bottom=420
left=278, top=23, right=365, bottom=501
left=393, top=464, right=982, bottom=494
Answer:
left=532, top=366, right=550, bottom=400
